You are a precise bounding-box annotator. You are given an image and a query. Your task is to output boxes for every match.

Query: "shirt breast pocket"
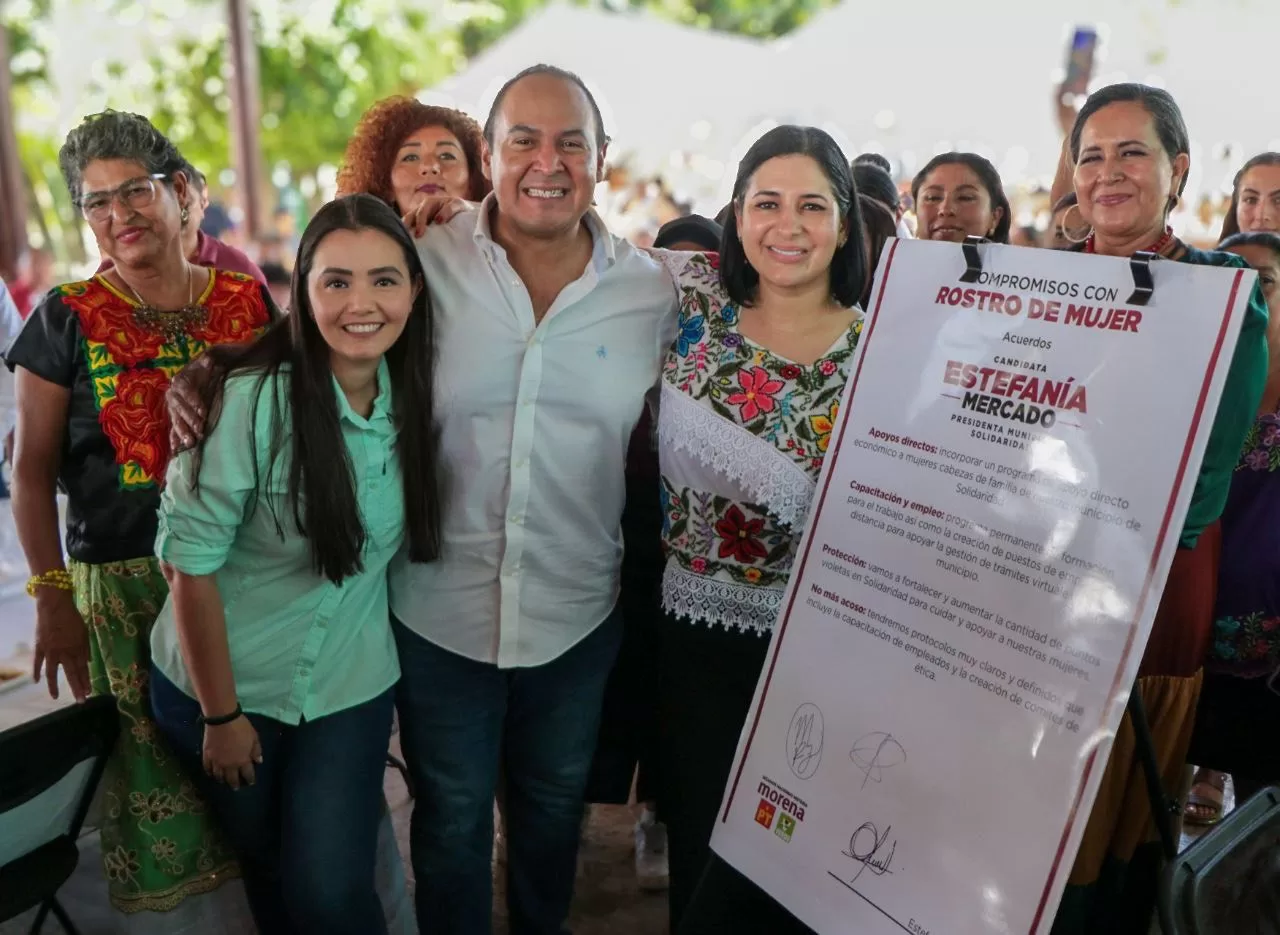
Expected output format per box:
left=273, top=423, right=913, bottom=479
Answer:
left=362, top=461, right=407, bottom=558
left=366, top=502, right=405, bottom=555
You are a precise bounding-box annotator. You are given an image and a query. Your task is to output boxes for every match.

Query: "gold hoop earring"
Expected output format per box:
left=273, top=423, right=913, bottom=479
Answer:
left=180, top=206, right=190, bottom=226
left=1061, top=203, right=1091, bottom=244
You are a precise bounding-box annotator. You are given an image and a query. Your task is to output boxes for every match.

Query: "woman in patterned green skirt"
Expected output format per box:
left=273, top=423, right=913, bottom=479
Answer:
left=5, top=111, right=274, bottom=921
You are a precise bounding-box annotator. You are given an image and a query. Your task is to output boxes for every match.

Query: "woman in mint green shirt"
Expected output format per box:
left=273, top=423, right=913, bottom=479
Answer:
left=148, top=194, right=441, bottom=935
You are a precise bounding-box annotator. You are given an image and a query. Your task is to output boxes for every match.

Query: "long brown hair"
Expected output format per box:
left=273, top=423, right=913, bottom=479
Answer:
left=197, top=194, right=441, bottom=583
left=1220, top=152, right=1280, bottom=240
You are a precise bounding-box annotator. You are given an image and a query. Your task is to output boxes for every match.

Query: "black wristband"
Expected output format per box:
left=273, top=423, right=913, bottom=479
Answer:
left=198, top=704, right=243, bottom=727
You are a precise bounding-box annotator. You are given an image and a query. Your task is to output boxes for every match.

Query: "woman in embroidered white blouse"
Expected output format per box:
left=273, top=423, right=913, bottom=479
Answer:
left=655, top=126, right=870, bottom=934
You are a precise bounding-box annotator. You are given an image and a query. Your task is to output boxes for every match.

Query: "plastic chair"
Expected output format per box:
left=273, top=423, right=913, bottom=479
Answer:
left=0, top=696, right=120, bottom=935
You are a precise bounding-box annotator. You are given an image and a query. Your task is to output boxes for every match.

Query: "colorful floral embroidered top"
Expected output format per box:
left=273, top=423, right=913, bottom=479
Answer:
left=1208, top=406, right=1280, bottom=677
left=658, top=252, right=861, bottom=635
left=3, top=271, right=274, bottom=563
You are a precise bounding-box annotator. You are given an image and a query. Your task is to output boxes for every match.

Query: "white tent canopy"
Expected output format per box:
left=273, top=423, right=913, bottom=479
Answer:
left=426, top=5, right=766, bottom=174
left=428, top=0, right=1280, bottom=212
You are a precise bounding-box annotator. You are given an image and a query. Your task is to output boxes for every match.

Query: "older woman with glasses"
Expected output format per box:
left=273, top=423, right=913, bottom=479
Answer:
left=3, top=110, right=274, bottom=922
left=1053, top=83, right=1269, bottom=935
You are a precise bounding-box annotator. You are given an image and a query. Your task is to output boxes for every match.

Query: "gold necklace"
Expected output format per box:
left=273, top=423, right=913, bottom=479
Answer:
left=123, top=266, right=209, bottom=342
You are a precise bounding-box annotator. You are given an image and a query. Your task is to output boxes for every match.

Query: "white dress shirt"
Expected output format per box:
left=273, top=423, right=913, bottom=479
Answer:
left=389, top=197, right=679, bottom=668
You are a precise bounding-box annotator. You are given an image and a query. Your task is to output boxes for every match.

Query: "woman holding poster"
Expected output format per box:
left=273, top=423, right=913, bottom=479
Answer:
left=1053, top=83, right=1270, bottom=934
left=655, top=124, right=866, bottom=934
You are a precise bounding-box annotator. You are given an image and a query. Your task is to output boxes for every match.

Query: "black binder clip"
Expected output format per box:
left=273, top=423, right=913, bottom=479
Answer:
left=1127, top=251, right=1155, bottom=306
left=959, top=235, right=988, bottom=283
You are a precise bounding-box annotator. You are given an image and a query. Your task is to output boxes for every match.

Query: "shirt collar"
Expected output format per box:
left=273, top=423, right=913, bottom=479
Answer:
left=193, top=229, right=217, bottom=265
left=471, top=192, right=616, bottom=269
left=332, top=357, right=394, bottom=430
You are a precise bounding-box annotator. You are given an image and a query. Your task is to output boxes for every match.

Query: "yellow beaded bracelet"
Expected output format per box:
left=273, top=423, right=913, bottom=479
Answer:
left=26, top=570, right=74, bottom=597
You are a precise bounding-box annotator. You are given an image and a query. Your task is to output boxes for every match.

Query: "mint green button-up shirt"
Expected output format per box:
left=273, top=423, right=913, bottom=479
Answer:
left=150, top=361, right=404, bottom=724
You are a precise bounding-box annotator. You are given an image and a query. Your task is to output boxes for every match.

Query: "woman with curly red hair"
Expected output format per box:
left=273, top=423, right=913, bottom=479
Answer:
left=336, top=96, right=489, bottom=211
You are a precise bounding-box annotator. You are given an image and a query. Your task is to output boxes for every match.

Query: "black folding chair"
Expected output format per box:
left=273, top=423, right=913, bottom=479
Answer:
left=386, top=710, right=414, bottom=798
left=1129, top=683, right=1280, bottom=934
left=0, top=696, right=120, bottom=935
left=1158, top=786, right=1280, bottom=934
left=386, top=752, right=414, bottom=798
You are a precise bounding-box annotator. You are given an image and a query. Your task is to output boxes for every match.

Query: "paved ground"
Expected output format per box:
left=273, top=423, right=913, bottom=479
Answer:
left=0, top=496, right=35, bottom=666
left=0, top=683, right=669, bottom=935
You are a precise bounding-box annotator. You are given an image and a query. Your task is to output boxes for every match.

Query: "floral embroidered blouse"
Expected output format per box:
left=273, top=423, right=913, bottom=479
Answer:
left=658, top=252, right=861, bottom=635
left=2, top=271, right=274, bottom=563
left=1208, top=406, right=1280, bottom=677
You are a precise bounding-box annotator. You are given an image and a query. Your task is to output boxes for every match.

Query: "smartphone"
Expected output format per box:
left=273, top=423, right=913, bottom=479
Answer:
left=1063, top=26, right=1098, bottom=96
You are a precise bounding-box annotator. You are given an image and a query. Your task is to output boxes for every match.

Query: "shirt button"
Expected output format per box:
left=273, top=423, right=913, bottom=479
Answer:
left=510, top=514, right=523, bottom=524
left=514, top=457, right=527, bottom=468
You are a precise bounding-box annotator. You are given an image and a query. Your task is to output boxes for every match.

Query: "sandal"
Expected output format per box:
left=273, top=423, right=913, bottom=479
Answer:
left=1183, top=768, right=1226, bottom=826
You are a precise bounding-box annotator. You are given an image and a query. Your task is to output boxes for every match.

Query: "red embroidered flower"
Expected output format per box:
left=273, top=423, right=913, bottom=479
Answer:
left=780, top=364, right=802, bottom=380
left=690, top=557, right=708, bottom=574
left=714, top=505, right=768, bottom=564
left=100, top=368, right=171, bottom=482
left=819, top=359, right=838, bottom=376
left=77, top=298, right=165, bottom=368
left=706, top=252, right=720, bottom=270
left=725, top=367, right=785, bottom=422
left=190, top=276, right=272, bottom=345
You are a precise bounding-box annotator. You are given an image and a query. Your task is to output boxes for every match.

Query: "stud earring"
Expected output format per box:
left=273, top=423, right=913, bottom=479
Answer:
left=180, top=206, right=190, bottom=225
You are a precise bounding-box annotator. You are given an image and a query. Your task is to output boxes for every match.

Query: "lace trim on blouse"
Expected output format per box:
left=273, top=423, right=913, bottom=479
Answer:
left=659, top=381, right=817, bottom=530
left=662, top=563, right=781, bottom=636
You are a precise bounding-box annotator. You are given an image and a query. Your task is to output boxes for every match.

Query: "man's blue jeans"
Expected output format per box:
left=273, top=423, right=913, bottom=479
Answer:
left=392, top=610, right=622, bottom=935
left=150, top=665, right=395, bottom=935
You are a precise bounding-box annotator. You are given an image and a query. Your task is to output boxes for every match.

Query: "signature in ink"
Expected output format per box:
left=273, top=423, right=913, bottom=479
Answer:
left=786, top=703, right=824, bottom=780
left=842, top=820, right=899, bottom=886
left=849, top=732, right=907, bottom=789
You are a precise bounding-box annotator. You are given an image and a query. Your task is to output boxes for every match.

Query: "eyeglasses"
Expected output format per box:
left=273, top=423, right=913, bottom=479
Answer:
left=78, top=174, right=168, bottom=222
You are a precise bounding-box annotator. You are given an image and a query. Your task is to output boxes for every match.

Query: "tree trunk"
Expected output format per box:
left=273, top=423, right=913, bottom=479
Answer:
left=227, top=0, right=264, bottom=242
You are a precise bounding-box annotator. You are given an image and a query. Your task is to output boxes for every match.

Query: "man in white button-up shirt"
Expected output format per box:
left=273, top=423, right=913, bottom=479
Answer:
left=388, top=66, right=678, bottom=934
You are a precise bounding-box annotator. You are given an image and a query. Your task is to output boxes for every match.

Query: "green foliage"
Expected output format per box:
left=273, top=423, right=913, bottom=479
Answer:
left=5, top=0, right=839, bottom=238
left=2, top=0, right=54, bottom=91
left=16, top=128, right=88, bottom=261
left=638, top=0, right=832, bottom=38
left=83, top=0, right=459, bottom=183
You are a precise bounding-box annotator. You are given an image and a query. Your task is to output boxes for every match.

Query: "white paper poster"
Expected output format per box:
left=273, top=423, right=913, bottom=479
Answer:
left=710, top=239, right=1256, bottom=935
